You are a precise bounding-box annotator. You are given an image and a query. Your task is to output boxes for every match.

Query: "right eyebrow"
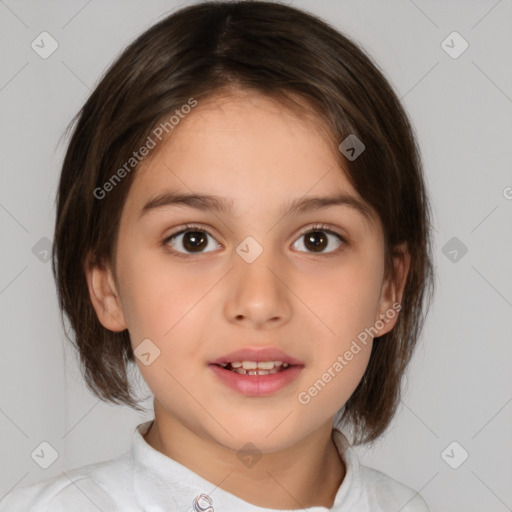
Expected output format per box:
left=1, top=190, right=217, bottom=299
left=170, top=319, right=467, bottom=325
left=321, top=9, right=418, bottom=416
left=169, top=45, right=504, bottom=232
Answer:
left=139, top=192, right=234, bottom=218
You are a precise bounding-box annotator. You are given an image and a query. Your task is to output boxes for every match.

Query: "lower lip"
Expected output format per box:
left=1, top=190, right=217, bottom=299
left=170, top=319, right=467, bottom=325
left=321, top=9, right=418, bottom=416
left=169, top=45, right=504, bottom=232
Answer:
left=208, top=364, right=303, bottom=396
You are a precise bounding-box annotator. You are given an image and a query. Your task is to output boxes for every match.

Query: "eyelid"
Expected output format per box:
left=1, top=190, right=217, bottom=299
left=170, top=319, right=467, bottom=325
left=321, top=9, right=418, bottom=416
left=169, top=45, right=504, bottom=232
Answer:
left=292, top=223, right=348, bottom=257
left=165, top=223, right=220, bottom=241
left=164, top=222, right=347, bottom=241
left=162, top=222, right=348, bottom=256
left=163, top=223, right=222, bottom=257
left=296, top=223, right=347, bottom=241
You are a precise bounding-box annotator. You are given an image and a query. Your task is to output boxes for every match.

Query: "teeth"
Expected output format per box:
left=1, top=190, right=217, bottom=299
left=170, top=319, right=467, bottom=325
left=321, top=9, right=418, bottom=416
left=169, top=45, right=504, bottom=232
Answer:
left=256, top=361, right=273, bottom=370
left=226, top=360, right=285, bottom=370
left=217, top=360, right=291, bottom=375
left=258, top=369, right=280, bottom=375
left=237, top=368, right=281, bottom=376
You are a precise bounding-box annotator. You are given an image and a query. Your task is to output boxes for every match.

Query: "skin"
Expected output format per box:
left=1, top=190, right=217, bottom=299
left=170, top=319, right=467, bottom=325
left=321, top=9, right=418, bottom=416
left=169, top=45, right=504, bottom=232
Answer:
left=86, top=90, right=410, bottom=509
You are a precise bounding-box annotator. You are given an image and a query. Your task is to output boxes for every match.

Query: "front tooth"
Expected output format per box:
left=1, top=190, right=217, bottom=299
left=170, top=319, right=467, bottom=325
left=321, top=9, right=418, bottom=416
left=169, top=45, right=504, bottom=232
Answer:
left=242, top=361, right=258, bottom=370
left=231, top=362, right=243, bottom=368
left=257, top=361, right=275, bottom=370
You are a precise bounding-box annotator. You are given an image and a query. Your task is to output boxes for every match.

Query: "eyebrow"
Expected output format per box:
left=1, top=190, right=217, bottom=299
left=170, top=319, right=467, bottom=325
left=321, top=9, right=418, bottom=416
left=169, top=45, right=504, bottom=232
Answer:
left=139, top=191, right=373, bottom=222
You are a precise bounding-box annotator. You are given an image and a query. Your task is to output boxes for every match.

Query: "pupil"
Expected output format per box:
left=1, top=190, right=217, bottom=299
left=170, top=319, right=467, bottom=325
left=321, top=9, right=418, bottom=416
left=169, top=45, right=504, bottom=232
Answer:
left=182, top=231, right=327, bottom=253
left=184, top=231, right=207, bottom=252
left=305, top=231, right=327, bottom=252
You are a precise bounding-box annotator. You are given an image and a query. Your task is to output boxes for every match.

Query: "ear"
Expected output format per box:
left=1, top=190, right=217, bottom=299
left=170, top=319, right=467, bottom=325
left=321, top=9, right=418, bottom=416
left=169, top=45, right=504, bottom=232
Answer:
left=373, top=243, right=411, bottom=337
left=84, top=253, right=127, bottom=332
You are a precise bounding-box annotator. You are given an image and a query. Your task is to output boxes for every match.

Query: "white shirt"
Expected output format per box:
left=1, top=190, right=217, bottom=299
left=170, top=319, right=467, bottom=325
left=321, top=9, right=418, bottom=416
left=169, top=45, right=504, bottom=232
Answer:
left=0, top=420, right=429, bottom=511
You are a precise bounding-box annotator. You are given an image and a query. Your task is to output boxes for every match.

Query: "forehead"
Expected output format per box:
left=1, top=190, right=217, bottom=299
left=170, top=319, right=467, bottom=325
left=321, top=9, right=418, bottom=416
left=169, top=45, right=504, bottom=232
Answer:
left=122, top=92, right=378, bottom=228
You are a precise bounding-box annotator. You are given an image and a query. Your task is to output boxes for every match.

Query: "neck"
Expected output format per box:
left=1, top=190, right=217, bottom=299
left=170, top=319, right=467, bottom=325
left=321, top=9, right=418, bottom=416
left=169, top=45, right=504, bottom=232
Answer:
left=143, top=403, right=346, bottom=509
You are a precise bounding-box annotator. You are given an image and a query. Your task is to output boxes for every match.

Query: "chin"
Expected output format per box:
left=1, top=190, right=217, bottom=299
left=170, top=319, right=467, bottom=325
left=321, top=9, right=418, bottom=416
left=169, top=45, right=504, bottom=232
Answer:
left=205, top=417, right=308, bottom=454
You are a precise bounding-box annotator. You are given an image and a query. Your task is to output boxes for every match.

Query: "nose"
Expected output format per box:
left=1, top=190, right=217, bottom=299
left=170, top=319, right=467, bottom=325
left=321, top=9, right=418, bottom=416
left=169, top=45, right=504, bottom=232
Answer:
left=223, top=243, right=292, bottom=329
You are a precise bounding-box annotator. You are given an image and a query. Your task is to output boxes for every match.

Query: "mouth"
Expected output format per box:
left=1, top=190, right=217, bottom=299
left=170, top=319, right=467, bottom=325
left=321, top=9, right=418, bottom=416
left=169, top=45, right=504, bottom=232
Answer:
left=208, top=348, right=305, bottom=396
left=212, top=360, right=294, bottom=376
left=208, top=360, right=304, bottom=397
left=209, top=347, right=304, bottom=370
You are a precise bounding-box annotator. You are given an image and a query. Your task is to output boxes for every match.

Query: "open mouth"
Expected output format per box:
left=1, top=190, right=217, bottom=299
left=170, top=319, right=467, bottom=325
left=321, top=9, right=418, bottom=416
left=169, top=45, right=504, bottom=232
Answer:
left=213, top=361, right=293, bottom=376
left=209, top=359, right=304, bottom=395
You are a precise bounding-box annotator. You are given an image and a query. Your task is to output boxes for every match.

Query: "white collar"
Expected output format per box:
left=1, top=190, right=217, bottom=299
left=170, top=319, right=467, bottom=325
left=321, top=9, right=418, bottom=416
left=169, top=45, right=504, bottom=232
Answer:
left=130, top=419, right=363, bottom=511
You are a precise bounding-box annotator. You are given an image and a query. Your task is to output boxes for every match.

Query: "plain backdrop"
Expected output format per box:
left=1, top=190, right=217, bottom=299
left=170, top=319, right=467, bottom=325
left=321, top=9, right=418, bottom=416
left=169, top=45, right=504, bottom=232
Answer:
left=0, top=1, right=511, bottom=511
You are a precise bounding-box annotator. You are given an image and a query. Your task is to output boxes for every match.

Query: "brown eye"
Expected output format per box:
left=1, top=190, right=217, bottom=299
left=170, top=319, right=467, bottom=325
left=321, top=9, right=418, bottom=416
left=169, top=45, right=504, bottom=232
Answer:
left=165, top=227, right=220, bottom=254
left=292, top=227, right=345, bottom=255
left=306, top=231, right=328, bottom=252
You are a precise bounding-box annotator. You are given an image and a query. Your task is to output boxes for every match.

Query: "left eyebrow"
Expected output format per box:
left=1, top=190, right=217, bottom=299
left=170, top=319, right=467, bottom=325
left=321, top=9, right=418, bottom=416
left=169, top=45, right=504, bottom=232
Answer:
left=283, top=193, right=373, bottom=222
left=139, top=191, right=373, bottom=222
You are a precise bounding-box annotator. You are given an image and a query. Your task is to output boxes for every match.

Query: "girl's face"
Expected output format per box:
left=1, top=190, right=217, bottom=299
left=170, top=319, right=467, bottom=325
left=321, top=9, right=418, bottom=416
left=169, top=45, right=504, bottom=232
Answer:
left=88, top=91, right=407, bottom=453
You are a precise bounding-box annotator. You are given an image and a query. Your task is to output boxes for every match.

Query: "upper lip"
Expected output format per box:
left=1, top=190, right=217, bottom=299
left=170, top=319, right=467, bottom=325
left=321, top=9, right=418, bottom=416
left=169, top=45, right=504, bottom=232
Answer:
left=209, top=347, right=304, bottom=366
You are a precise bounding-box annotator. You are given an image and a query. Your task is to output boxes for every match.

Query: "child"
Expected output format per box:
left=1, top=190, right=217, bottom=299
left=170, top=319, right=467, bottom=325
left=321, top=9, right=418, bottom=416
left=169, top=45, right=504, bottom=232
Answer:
left=0, top=1, right=434, bottom=510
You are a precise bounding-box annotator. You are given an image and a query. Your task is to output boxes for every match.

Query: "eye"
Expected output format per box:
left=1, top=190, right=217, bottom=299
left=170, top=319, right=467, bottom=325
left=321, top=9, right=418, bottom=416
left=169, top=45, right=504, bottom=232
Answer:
left=292, top=224, right=346, bottom=255
left=163, top=224, right=221, bottom=256
left=163, top=223, right=346, bottom=257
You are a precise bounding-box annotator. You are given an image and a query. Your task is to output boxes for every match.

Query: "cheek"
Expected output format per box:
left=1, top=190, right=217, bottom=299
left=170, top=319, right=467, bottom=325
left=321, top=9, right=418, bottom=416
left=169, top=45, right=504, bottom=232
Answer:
left=296, top=251, right=384, bottom=342
left=297, top=334, right=373, bottom=418
left=117, top=250, right=206, bottom=341
left=119, top=253, right=215, bottom=388
left=294, top=250, right=382, bottom=410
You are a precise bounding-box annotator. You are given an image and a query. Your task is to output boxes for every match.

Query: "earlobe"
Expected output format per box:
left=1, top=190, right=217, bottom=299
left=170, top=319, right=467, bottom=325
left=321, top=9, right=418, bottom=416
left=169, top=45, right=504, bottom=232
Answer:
left=374, top=243, right=411, bottom=336
left=84, top=256, right=127, bottom=332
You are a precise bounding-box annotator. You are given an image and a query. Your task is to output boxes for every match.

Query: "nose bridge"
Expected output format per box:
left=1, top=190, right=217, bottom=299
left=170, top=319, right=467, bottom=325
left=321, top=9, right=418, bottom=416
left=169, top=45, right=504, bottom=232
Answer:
left=224, top=234, right=292, bottom=327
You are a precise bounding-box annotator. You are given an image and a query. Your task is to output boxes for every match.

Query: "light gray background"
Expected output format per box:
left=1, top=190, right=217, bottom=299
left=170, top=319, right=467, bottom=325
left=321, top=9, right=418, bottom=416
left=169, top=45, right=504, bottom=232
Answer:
left=0, top=1, right=511, bottom=511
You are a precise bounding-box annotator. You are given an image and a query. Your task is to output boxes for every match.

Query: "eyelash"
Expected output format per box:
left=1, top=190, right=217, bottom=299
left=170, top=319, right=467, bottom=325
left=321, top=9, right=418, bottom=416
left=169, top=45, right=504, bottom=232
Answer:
left=162, top=223, right=347, bottom=258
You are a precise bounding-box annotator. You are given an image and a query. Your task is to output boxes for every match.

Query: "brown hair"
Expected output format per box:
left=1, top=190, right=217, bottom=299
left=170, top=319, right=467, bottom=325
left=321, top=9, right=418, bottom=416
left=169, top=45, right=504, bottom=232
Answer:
left=52, top=0, right=434, bottom=445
